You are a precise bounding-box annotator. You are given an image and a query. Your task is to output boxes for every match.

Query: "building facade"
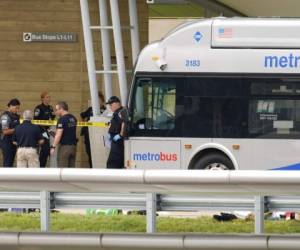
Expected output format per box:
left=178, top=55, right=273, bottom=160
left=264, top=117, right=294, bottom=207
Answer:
left=0, top=0, right=148, bottom=167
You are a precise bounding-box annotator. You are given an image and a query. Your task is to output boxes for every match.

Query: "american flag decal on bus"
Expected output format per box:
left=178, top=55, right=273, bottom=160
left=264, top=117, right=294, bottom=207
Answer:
left=218, top=27, right=233, bottom=38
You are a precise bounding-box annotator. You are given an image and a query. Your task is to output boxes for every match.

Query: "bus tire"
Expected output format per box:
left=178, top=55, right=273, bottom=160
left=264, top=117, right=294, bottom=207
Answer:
left=193, top=153, right=234, bottom=170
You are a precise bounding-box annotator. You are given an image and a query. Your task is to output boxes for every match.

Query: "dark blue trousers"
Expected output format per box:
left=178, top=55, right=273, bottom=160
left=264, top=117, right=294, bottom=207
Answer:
left=39, top=138, right=50, bottom=168
left=107, top=140, right=124, bottom=169
left=1, top=142, right=16, bottom=167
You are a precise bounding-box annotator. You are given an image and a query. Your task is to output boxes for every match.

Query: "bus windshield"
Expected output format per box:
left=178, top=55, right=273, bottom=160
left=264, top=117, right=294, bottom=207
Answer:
left=131, top=78, right=176, bottom=131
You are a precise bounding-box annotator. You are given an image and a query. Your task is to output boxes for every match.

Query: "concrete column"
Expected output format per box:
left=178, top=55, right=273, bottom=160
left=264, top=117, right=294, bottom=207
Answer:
left=128, top=0, right=140, bottom=65
left=99, top=0, right=113, bottom=99
left=80, top=0, right=101, bottom=116
left=110, top=0, right=128, bottom=105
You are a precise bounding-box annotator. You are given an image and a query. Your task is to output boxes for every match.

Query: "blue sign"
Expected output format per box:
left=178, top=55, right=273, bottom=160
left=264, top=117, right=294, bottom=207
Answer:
left=194, top=31, right=202, bottom=42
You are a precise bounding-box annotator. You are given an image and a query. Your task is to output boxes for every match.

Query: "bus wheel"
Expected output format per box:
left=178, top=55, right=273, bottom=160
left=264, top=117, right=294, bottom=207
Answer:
left=193, top=153, right=234, bottom=170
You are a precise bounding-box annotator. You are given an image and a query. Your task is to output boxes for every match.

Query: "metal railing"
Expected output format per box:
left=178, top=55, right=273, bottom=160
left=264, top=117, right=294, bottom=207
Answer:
left=2, top=192, right=300, bottom=212
left=0, top=169, right=300, bottom=234
left=1, top=232, right=300, bottom=250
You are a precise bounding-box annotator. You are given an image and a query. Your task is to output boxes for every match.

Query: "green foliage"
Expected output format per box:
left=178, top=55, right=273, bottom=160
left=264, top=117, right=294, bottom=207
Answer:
left=0, top=213, right=299, bottom=234
left=149, top=4, right=205, bottom=18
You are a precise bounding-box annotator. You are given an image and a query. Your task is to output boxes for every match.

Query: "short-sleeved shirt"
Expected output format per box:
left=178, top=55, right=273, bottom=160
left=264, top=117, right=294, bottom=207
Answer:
left=57, top=114, right=77, bottom=145
left=0, top=111, right=20, bottom=143
left=12, top=120, right=43, bottom=148
left=34, top=103, right=55, bottom=131
left=108, top=107, right=129, bottom=137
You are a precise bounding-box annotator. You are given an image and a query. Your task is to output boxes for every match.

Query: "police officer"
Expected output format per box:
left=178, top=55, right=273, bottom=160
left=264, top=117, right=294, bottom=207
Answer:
left=80, top=91, right=106, bottom=168
left=0, top=98, right=21, bottom=167
left=50, top=101, right=77, bottom=168
left=106, top=96, right=128, bottom=169
left=34, top=92, right=55, bottom=167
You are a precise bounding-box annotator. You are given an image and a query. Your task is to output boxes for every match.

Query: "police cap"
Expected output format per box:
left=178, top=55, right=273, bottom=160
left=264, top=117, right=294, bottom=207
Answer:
left=106, top=96, right=120, bottom=105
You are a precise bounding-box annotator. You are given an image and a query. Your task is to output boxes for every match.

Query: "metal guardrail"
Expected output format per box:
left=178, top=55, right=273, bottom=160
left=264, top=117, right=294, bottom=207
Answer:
left=0, top=169, right=300, bottom=234
left=161, top=195, right=255, bottom=211
left=0, top=192, right=299, bottom=236
left=162, top=195, right=300, bottom=211
left=55, top=192, right=146, bottom=210
left=1, top=233, right=300, bottom=250
left=2, top=192, right=300, bottom=212
left=0, top=168, right=300, bottom=195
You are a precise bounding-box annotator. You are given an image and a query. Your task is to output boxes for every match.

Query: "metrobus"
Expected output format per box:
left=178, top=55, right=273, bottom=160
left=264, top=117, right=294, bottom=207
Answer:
left=124, top=18, right=300, bottom=170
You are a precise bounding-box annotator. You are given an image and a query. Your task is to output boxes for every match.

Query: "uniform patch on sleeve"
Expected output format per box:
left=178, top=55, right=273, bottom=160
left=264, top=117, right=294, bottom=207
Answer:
left=1, top=116, right=9, bottom=129
left=57, top=123, right=63, bottom=128
left=34, top=108, right=40, bottom=117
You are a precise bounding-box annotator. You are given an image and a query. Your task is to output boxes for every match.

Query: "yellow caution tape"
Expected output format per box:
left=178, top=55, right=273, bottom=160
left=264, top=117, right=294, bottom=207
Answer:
left=20, top=119, right=108, bottom=128
left=31, top=120, right=56, bottom=126
left=76, top=121, right=108, bottom=128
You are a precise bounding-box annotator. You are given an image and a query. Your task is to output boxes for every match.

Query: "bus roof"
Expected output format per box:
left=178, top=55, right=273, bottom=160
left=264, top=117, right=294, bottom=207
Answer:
left=135, top=18, right=300, bottom=74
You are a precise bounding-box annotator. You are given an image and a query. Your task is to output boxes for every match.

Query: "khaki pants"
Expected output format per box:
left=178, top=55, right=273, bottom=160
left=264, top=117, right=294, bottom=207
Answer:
left=57, top=145, right=76, bottom=168
left=17, top=148, right=39, bottom=168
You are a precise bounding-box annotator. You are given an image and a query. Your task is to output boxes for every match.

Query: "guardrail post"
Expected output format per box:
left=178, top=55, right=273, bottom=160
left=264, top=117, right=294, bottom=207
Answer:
left=40, top=191, right=50, bottom=232
left=146, top=193, right=156, bottom=233
left=254, top=195, right=264, bottom=234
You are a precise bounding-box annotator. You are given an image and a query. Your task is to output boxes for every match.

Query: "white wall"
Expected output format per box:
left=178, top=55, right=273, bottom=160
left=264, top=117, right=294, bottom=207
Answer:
left=149, top=18, right=198, bottom=42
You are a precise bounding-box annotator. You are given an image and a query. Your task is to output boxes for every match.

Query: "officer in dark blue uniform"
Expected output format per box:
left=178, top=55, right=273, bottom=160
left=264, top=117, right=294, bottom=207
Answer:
left=34, top=92, right=55, bottom=167
left=0, top=98, right=21, bottom=167
left=80, top=91, right=106, bottom=168
left=106, top=96, right=129, bottom=169
left=50, top=101, right=77, bottom=168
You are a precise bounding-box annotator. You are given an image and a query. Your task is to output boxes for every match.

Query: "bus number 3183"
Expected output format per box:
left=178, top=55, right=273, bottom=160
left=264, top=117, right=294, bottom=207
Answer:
left=185, top=60, right=200, bottom=67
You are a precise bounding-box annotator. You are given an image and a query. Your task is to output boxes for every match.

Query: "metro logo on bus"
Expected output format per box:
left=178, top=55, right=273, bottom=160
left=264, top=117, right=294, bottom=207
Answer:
left=264, top=54, right=300, bottom=68
left=193, top=31, right=203, bottom=42
left=133, top=152, right=178, bottom=162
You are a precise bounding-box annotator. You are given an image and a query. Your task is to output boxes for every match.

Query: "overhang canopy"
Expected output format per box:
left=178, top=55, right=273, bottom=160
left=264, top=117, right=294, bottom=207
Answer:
left=155, top=0, right=300, bottom=17
left=217, top=0, right=300, bottom=17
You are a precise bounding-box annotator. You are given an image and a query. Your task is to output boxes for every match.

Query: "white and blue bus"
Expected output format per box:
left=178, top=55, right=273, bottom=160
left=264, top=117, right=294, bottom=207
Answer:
left=124, top=18, right=300, bottom=171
